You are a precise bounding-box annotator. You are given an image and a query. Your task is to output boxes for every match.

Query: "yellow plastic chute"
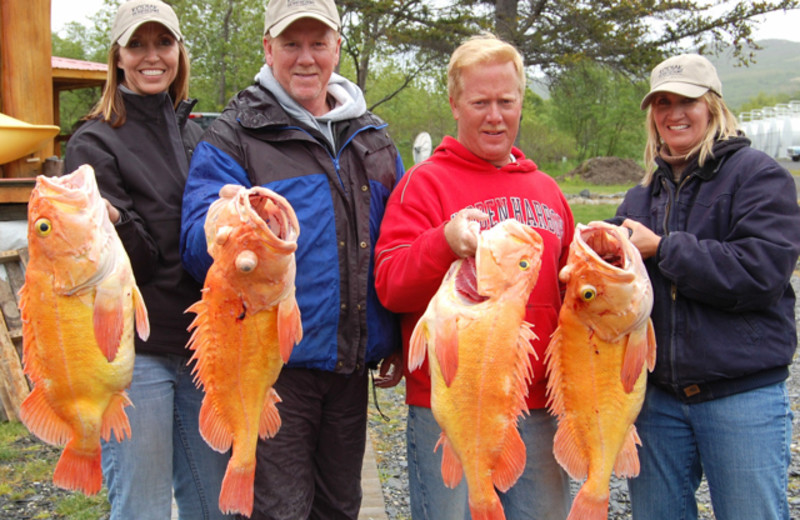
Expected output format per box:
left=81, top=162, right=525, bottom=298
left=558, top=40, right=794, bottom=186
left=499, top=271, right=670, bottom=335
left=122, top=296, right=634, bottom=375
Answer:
left=0, top=113, right=60, bottom=165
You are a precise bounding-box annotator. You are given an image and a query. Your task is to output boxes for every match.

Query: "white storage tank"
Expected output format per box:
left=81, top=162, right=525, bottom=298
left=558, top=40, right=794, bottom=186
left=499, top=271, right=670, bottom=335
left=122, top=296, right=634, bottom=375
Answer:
left=783, top=101, right=800, bottom=161
left=748, top=109, right=766, bottom=153
left=775, top=104, right=791, bottom=160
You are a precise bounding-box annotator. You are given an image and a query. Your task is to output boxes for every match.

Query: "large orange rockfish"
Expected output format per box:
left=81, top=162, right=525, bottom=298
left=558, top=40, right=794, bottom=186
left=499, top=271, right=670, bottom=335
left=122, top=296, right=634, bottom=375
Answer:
left=545, top=221, right=656, bottom=520
left=186, top=185, right=302, bottom=517
left=409, top=218, right=544, bottom=520
left=18, top=164, right=150, bottom=495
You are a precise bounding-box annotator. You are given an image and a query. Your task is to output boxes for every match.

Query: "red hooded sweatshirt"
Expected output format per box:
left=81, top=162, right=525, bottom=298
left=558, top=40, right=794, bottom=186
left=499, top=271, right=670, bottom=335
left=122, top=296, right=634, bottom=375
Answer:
left=374, top=136, right=575, bottom=409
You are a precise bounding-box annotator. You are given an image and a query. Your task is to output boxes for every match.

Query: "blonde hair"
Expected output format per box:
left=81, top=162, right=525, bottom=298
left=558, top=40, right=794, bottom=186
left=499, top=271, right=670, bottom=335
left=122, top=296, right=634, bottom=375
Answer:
left=87, top=40, right=191, bottom=127
left=447, top=33, right=525, bottom=102
left=641, top=91, right=739, bottom=186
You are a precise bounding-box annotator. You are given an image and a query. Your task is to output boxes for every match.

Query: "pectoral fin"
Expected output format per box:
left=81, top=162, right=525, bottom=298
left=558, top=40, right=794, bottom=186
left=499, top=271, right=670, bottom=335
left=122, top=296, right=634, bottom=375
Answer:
left=93, top=284, right=124, bottom=362
left=433, top=318, right=459, bottom=386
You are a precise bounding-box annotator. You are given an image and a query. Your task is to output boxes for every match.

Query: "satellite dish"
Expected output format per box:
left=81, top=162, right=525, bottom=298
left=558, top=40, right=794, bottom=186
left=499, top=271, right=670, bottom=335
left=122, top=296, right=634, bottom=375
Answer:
left=412, top=132, right=432, bottom=164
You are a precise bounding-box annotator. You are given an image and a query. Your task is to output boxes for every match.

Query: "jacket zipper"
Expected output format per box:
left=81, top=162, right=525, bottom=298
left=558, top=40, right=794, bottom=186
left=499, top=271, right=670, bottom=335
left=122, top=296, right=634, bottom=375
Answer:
left=663, top=170, right=692, bottom=393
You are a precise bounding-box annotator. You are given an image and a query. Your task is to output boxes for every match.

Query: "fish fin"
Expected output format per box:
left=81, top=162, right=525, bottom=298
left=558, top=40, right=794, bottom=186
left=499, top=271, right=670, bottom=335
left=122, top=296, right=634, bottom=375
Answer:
left=408, top=320, right=428, bottom=373
left=435, top=432, right=463, bottom=488
left=93, top=284, right=124, bottom=362
left=493, top=426, right=526, bottom=492
left=218, top=461, right=256, bottom=516
left=198, top=398, right=233, bottom=453
left=620, top=325, right=649, bottom=393
left=53, top=440, right=103, bottom=495
left=468, top=499, right=505, bottom=520
left=185, top=299, right=212, bottom=388
left=646, top=319, right=656, bottom=372
left=568, top=487, right=609, bottom=520
left=613, top=425, right=642, bottom=478
left=433, top=318, right=459, bottom=386
left=544, top=329, right=566, bottom=417
left=277, top=293, right=302, bottom=363
left=100, top=392, right=132, bottom=442
left=19, top=386, right=71, bottom=446
left=133, top=285, right=150, bottom=341
left=514, top=322, right=537, bottom=412
left=259, top=388, right=282, bottom=439
left=552, top=417, right=589, bottom=480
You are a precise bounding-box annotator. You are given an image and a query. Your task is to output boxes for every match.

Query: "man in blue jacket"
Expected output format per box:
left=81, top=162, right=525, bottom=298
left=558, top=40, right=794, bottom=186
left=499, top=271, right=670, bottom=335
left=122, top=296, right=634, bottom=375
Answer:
left=180, top=0, right=404, bottom=517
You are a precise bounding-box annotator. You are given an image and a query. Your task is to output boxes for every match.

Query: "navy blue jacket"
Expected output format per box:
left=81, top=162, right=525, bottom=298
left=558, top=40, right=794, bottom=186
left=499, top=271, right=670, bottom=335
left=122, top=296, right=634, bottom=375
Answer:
left=612, top=137, right=800, bottom=403
left=180, top=84, right=404, bottom=374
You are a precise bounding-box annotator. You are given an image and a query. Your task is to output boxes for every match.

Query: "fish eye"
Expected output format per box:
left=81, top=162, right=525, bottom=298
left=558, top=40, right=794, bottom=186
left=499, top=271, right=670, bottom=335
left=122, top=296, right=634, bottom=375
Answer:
left=519, top=259, right=530, bottom=270
left=579, top=285, right=596, bottom=301
left=34, top=218, right=52, bottom=237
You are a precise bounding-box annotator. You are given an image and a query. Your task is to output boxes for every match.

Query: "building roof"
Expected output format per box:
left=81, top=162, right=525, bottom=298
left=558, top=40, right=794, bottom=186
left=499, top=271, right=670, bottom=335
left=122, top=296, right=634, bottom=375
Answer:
left=52, top=56, right=107, bottom=91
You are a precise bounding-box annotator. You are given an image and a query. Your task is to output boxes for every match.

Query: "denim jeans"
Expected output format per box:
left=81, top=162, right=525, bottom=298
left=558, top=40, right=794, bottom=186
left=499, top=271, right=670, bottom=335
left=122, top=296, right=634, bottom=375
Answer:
left=102, top=353, right=232, bottom=520
left=629, top=382, right=793, bottom=520
left=407, top=405, right=571, bottom=520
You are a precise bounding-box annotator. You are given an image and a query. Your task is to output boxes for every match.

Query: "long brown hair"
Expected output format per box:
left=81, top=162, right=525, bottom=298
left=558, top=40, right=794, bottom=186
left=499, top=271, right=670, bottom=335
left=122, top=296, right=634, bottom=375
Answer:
left=87, top=39, right=191, bottom=127
left=641, top=91, right=739, bottom=186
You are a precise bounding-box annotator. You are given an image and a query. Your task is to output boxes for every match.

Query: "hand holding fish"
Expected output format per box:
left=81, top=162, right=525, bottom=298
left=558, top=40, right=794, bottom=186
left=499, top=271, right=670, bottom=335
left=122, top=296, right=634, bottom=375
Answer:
left=444, top=208, right=489, bottom=257
left=104, top=199, right=120, bottom=224
left=373, top=351, right=404, bottom=388
left=621, top=218, right=660, bottom=260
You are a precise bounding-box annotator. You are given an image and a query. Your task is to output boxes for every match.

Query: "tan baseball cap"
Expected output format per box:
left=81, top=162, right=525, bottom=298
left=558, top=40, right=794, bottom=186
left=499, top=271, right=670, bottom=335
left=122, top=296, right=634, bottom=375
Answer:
left=264, top=0, right=341, bottom=38
left=111, top=0, right=183, bottom=47
left=640, top=54, right=722, bottom=110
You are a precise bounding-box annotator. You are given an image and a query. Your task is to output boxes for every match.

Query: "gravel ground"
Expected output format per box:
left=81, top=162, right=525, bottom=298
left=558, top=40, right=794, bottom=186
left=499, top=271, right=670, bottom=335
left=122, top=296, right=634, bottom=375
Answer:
left=366, top=276, right=800, bottom=520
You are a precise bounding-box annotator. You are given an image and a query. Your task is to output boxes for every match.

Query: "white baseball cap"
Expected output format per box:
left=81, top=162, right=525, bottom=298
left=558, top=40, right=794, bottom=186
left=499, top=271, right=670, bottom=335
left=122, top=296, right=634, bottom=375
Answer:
left=264, top=0, right=341, bottom=38
left=111, top=0, right=183, bottom=47
left=640, top=54, right=722, bottom=110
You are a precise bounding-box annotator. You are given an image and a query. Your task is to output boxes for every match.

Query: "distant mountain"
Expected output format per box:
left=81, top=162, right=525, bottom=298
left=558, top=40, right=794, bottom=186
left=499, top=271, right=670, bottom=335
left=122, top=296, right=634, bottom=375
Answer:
left=528, top=39, right=800, bottom=110
left=709, top=39, right=800, bottom=111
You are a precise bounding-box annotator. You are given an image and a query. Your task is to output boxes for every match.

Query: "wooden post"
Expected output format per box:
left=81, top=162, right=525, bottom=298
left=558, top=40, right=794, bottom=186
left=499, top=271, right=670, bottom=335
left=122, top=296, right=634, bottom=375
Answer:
left=0, top=0, right=55, bottom=178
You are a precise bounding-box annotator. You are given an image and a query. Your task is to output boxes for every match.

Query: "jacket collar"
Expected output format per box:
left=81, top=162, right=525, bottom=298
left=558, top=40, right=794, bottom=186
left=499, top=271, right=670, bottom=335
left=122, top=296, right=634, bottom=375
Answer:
left=651, top=135, right=750, bottom=196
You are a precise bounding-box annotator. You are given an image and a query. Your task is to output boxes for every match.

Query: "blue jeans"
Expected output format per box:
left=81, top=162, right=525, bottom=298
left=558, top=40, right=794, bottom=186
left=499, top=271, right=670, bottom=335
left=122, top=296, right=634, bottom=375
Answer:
left=629, top=382, right=793, bottom=520
left=407, top=405, right=571, bottom=520
left=102, top=353, right=232, bottom=520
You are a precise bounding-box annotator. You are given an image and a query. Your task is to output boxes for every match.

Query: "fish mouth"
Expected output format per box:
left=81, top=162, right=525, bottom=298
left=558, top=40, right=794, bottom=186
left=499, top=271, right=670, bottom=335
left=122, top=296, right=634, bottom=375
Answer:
left=237, top=187, right=299, bottom=251
left=454, top=257, right=489, bottom=304
left=577, top=223, right=630, bottom=272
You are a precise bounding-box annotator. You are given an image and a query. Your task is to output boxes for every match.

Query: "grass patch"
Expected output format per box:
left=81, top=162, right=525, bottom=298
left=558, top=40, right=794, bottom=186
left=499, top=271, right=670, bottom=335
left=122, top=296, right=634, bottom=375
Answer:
left=570, top=204, right=619, bottom=225
left=0, top=421, right=110, bottom=519
left=556, top=176, right=634, bottom=196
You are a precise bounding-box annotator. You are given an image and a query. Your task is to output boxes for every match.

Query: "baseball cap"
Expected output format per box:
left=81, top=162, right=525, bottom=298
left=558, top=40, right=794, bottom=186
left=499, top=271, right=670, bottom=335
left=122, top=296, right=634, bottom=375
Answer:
left=264, top=0, right=341, bottom=38
left=111, top=0, right=183, bottom=47
left=640, top=54, right=722, bottom=110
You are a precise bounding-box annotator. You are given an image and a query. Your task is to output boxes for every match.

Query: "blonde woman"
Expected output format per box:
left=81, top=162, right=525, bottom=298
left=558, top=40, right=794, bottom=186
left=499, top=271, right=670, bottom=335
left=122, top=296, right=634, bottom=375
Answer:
left=614, top=54, right=800, bottom=520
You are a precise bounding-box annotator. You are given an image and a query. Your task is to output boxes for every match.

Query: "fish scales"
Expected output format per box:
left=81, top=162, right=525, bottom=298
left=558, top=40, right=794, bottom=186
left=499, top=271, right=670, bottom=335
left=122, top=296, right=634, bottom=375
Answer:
left=18, top=164, right=149, bottom=495
left=409, top=218, right=544, bottom=520
left=186, top=186, right=302, bottom=517
left=546, top=221, right=656, bottom=520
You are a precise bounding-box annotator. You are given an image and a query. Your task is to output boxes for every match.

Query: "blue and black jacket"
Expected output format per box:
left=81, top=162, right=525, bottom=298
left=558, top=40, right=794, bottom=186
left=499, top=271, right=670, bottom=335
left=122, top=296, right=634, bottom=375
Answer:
left=180, top=84, right=404, bottom=374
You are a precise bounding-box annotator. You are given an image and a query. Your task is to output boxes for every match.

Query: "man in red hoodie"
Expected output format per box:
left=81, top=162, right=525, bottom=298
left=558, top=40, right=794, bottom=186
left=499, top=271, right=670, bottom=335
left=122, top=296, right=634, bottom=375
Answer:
left=374, top=33, right=574, bottom=520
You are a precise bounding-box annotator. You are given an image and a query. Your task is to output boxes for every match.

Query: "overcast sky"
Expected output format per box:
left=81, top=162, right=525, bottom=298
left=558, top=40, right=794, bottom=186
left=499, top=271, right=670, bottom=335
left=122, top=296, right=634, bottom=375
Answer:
left=52, top=1, right=800, bottom=42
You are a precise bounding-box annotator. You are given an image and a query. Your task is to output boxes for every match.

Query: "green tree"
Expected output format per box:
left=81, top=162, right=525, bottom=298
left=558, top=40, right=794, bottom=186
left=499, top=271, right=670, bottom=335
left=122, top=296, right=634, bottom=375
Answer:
left=548, top=60, right=646, bottom=161
left=463, top=0, right=800, bottom=73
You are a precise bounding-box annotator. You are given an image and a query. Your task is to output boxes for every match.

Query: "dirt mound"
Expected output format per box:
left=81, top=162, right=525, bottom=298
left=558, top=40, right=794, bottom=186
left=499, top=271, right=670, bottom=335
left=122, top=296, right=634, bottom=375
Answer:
left=567, top=157, right=645, bottom=185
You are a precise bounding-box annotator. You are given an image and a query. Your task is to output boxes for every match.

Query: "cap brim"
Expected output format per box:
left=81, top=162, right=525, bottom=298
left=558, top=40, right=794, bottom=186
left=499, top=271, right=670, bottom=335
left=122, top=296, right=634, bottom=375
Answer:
left=117, top=20, right=182, bottom=47
left=640, top=82, right=709, bottom=110
left=267, top=13, right=339, bottom=38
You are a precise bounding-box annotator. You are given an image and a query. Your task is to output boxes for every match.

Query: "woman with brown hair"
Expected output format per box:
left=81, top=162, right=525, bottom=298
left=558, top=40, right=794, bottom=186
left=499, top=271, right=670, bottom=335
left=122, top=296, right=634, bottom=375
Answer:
left=65, top=2, right=230, bottom=518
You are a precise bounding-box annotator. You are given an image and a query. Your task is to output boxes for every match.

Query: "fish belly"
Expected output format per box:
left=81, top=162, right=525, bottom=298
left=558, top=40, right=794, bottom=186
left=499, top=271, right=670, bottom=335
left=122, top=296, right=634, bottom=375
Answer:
left=430, top=315, right=526, bottom=515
